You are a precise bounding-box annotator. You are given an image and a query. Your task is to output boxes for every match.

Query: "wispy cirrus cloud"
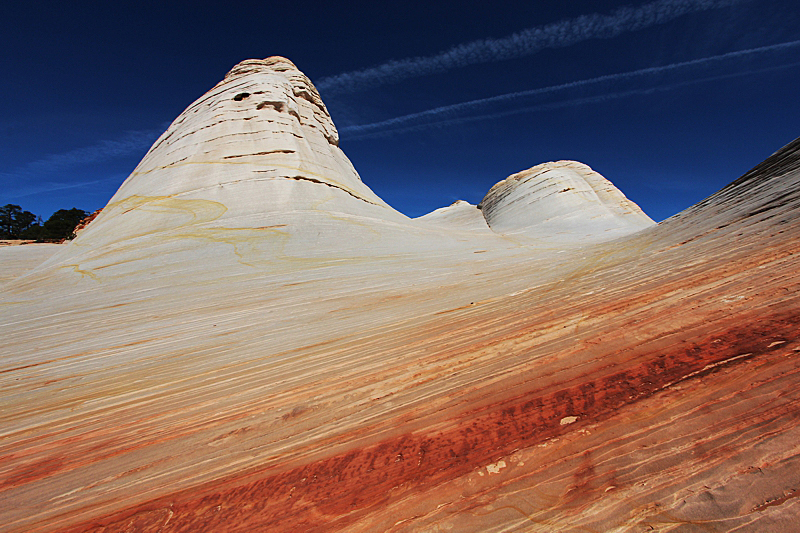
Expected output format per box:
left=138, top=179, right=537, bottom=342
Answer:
left=1, top=128, right=163, bottom=199
left=317, top=0, right=749, bottom=95
left=20, top=129, right=161, bottom=175
left=3, top=178, right=114, bottom=199
left=340, top=40, right=800, bottom=140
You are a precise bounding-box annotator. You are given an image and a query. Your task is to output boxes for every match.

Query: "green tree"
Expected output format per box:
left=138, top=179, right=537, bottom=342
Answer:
left=0, top=204, right=38, bottom=239
left=42, top=208, right=88, bottom=240
left=20, top=217, right=46, bottom=240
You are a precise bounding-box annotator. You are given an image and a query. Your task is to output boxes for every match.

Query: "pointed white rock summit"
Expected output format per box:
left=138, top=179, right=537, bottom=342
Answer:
left=67, top=57, right=408, bottom=260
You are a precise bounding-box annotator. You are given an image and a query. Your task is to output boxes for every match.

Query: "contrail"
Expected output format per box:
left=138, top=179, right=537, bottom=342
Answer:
left=345, top=60, right=800, bottom=141
left=340, top=40, right=800, bottom=139
left=317, top=0, right=748, bottom=95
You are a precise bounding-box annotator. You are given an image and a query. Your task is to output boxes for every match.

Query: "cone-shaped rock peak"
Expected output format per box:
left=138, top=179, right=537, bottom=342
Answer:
left=70, top=57, right=408, bottom=255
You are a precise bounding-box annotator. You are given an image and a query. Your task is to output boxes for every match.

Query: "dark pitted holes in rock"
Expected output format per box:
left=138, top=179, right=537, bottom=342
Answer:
left=257, top=101, right=286, bottom=112
left=233, top=93, right=251, bottom=101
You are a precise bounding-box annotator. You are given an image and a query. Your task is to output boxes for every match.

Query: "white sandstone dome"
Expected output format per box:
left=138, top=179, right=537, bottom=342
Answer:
left=70, top=56, right=408, bottom=251
left=479, top=160, right=655, bottom=241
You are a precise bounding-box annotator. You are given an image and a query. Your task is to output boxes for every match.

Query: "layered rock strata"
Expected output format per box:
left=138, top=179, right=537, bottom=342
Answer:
left=479, top=160, right=654, bottom=241
left=1, top=58, right=798, bottom=533
left=64, top=56, right=408, bottom=267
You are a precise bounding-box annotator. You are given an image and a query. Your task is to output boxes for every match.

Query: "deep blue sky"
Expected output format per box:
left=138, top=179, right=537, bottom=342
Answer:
left=2, top=0, right=798, bottom=222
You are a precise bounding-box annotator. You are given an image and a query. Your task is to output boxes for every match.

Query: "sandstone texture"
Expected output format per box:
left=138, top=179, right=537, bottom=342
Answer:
left=480, top=160, right=654, bottom=241
left=1, top=57, right=798, bottom=533
left=0, top=243, right=61, bottom=288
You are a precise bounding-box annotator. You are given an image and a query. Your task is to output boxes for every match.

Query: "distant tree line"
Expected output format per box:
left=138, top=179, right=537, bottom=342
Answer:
left=0, top=204, right=88, bottom=241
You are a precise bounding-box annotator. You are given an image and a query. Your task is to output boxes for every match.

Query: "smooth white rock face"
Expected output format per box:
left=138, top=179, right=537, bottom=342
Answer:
left=0, top=243, right=61, bottom=288
left=480, top=161, right=655, bottom=241
left=59, top=57, right=408, bottom=264
left=415, top=200, right=493, bottom=233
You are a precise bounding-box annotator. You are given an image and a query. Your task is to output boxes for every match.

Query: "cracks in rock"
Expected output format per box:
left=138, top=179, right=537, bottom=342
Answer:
left=246, top=98, right=336, bottom=145
left=752, top=488, right=799, bottom=513
left=253, top=172, right=378, bottom=205
left=161, top=118, right=241, bottom=146
left=323, top=132, right=339, bottom=148
left=223, top=150, right=296, bottom=159
left=158, top=129, right=301, bottom=161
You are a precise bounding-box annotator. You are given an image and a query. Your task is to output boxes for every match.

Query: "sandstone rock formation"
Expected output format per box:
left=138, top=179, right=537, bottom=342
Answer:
left=479, top=160, right=654, bottom=241
left=1, top=57, right=798, bottom=533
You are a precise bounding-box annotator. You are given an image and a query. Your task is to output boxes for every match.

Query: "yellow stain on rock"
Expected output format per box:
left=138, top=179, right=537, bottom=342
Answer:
left=110, top=195, right=228, bottom=226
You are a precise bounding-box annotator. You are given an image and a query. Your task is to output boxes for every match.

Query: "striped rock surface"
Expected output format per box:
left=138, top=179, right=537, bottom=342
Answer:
left=1, top=58, right=798, bottom=533
left=479, top=160, right=655, bottom=241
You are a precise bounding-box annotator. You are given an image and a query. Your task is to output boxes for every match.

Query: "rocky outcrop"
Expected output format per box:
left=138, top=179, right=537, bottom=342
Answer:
left=479, top=160, right=654, bottom=241
left=72, top=208, right=102, bottom=235
left=62, top=57, right=408, bottom=262
left=0, top=58, right=798, bottom=533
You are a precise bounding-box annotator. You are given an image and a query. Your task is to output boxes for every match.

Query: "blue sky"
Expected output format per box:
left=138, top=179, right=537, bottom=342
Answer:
left=2, top=0, right=799, bottom=221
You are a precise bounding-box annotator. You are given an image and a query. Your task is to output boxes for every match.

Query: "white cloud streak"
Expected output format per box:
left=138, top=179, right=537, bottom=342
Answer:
left=0, top=128, right=162, bottom=198
left=5, top=179, right=111, bottom=199
left=340, top=40, right=800, bottom=140
left=22, top=129, right=161, bottom=175
left=317, top=0, right=748, bottom=95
